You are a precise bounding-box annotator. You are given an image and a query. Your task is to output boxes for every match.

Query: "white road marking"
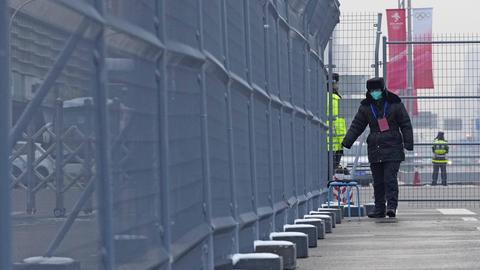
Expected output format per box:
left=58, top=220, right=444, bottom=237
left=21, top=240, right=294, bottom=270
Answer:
left=437, top=209, right=476, bottom=215
left=462, top=217, right=478, bottom=222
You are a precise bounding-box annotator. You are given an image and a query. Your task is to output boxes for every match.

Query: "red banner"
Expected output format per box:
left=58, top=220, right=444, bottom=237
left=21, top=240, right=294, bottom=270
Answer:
left=412, top=8, right=434, bottom=89
left=386, top=9, right=407, bottom=93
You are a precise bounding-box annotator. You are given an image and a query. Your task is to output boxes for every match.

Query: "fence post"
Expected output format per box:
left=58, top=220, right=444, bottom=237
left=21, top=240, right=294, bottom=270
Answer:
left=26, top=123, right=36, bottom=215
left=263, top=0, right=276, bottom=232
left=327, top=37, right=334, bottom=183
left=154, top=1, right=172, bottom=267
left=375, top=13, right=383, bottom=77
left=54, top=99, right=65, bottom=217
left=220, top=0, right=240, bottom=253
left=243, top=0, right=260, bottom=240
left=0, top=0, right=12, bottom=266
left=83, top=99, right=94, bottom=214
left=92, top=0, right=115, bottom=268
left=198, top=0, right=214, bottom=267
left=383, top=36, right=388, bottom=81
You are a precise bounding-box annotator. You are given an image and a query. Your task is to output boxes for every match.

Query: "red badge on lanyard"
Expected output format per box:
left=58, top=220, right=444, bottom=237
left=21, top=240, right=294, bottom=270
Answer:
left=370, top=102, right=389, bottom=132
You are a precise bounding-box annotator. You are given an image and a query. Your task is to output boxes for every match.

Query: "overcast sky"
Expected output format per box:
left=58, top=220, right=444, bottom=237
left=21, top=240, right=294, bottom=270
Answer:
left=339, top=0, right=480, bottom=34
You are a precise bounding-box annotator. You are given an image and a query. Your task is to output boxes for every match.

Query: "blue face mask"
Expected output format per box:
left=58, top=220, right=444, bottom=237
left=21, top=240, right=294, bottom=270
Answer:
left=370, top=90, right=383, bottom=100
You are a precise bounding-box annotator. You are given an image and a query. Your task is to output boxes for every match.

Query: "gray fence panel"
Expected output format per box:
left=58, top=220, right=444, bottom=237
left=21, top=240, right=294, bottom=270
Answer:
left=166, top=58, right=209, bottom=265
left=165, top=0, right=200, bottom=49
left=282, top=108, right=296, bottom=222
left=249, top=0, right=267, bottom=89
left=226, top=0, right=247, bottom=80
left=278, top=22, right=290, bottom=101
left=292, top=35, right=306, bottom=107
left=267, top=5, right=280, bottom=97
left=295, top=114, right=307, bottom=215
left=202, top=0, right=224, bottom=62
left=3, top=0, right=341, bottom=268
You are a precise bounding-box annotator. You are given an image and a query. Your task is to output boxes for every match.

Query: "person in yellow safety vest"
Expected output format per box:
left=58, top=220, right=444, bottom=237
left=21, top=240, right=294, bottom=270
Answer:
left=431, top=131, right=448, bottom=186
left=326, top=73, right=346, bottom=169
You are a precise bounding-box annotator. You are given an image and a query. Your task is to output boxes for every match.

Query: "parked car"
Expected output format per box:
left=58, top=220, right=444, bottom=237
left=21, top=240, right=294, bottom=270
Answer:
left=340, top=141, right=373, bottom=186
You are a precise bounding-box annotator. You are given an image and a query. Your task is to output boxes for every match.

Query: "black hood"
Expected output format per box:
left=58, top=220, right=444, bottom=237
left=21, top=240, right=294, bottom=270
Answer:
left=361, top=89, right=402, bottom=105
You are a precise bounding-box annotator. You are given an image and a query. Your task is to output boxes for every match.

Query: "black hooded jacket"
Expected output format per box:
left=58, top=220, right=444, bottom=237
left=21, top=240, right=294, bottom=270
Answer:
left=342, top=90, right=414, bottom=163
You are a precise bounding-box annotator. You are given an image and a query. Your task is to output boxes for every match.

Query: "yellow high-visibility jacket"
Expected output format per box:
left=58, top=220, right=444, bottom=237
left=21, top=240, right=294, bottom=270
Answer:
left=327, top=92, right=346, bottom=151
left=432, top=139, right=449, bottom=164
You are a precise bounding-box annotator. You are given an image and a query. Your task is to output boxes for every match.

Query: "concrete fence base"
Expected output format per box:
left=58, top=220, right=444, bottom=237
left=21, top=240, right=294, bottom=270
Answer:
left=295, top=218, right=325, bottom=239
left=304, top=214, right=333, bottom=233
left=309, top=211, right=336, bottom=228
left=254, top=240, right=296, bottom=270
left=269, top=231, right=309, bottom=258
left=318, top=207, right=343, bottom=224
left=13, top=257, right=80, bottom=270
left=231, top=253, right=283, bottom=270
left=283, top=224, right=317, bottom=248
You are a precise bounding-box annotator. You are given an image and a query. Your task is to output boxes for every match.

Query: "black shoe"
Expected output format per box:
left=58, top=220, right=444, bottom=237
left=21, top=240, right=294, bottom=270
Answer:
left=386, top=208, right=396, bottom=218
left=431, top=182, right=437, bottom=186
left=368, top=208, right=386, bottom=218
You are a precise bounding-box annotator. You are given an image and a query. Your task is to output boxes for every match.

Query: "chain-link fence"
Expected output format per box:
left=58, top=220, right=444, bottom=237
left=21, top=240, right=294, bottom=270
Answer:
left=1, top=0, right=340, bottom=269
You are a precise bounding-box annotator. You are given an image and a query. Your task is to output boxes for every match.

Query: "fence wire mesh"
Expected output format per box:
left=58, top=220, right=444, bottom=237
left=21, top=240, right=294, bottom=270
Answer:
left=331, top=12, right=380, bottom=204
left=333, top=13, right=480, bottom=209
left=387, top=35, right=480, bottom=208
left=2, top=0, right=340, bottom=268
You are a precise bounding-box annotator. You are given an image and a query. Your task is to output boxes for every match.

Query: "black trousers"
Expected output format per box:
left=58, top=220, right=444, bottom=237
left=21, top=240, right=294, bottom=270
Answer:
left=370, top=161, right=401, bottom=210
left=432, top=163, right=447, bottom=185
left=334, top=150, right=343, bottom=168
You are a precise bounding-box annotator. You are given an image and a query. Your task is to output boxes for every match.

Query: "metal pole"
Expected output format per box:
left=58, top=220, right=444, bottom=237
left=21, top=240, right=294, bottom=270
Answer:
left=0, top=0, right=12, bottom=267
left=26, top=123, right=36, bottom=214
left=383, top=36, right=388, bottom=80
left=54, top=99, right=65, bottom=217
left=197, top=0, right=214, bottom=267
left=155, top=0, right=173, bottom=266
left=244, top=0, right=259, bottom=239
left=374, top=13, right=383, bottom=77
left=92, top=0, right=115, bottom=268
left=264, top=1, right=276, bottom=230
left=407, top=0, right=413, bottom=114
left=327, top=37, right=334, bottom=181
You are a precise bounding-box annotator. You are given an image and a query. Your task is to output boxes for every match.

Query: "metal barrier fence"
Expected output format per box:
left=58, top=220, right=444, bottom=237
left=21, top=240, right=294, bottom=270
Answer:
left=330, top=12, right=382, bottom=203
left=384, top=35, right=480, bottom=208
left=1, top=0, right=340, bottom=269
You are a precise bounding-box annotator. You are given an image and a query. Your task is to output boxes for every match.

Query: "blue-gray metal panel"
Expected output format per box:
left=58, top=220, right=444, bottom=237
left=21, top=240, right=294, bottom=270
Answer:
left=267, top=6, right=279, bottom=96
left=231, top=83, right=253, bottom=216
left=278, top=23, right=290, bottom=101
left=167, top=61, right=206, bottom=245
left=253, top=96, right=270, bottom=210
left=206, top=67, right=232, bottom=220
left=165, top=0, right=200, bottom=49
left=291, top=35, right=306, bottom=107
left=225, top=0, right=247, bottom=79
left=249, top=0, right=267, bottom=89
left=202, top=0, right=223, bottom=62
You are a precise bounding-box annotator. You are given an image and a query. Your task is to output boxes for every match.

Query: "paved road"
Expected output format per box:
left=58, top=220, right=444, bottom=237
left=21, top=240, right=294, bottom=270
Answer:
left=298, top=206, right=480, bottom=270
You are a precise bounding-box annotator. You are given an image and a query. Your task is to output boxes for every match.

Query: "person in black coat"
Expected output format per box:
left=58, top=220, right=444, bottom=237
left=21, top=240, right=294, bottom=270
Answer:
left=342, top=77, right=413, bottom=218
